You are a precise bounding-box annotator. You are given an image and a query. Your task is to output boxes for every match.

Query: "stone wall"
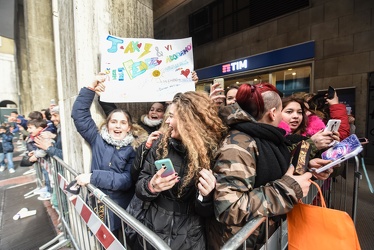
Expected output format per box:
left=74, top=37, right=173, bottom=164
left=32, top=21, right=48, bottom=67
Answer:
left=52, top=0, right=153, bottom=172
left=22, top=0, right=57, bottom=115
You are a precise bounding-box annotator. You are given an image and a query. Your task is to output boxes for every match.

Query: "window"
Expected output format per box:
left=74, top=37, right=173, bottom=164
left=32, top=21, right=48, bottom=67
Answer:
left=189, top=0, right=310, bottom=46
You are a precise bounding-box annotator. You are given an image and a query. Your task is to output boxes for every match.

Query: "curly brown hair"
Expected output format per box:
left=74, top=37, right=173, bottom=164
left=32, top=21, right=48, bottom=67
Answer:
left=156, top=91, right=227, bottom=196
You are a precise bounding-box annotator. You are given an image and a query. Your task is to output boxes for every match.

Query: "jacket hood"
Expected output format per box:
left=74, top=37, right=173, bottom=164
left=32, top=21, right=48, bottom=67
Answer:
left=278, top=115, right=325, bottom=137
left=303, top=114, right=325, bottom=136
left=219, top=103, right=257, bottom=126
left=131, top=124, right=149, bottom=149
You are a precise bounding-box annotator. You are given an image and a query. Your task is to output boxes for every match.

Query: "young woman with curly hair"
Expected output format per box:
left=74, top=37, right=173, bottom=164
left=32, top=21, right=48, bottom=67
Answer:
left=134, top=91, right=227, bottom=249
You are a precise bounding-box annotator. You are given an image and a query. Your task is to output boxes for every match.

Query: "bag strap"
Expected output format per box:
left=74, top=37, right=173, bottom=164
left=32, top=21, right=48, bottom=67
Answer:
left=310, top=180, right=326, bottom=208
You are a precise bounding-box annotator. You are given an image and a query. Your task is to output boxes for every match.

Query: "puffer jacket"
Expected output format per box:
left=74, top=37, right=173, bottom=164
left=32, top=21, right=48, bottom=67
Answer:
left=1, top=131, right=14, bottom=153
left=72, top=87, right=148, bottom=231
left=208, top=104, right=303, bottom=249
left=135, top=137, right=213, bottom=249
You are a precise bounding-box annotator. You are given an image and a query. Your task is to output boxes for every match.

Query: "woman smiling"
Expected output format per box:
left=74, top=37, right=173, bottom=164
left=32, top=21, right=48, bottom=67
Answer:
left=71, top=74, right=148, bottom=237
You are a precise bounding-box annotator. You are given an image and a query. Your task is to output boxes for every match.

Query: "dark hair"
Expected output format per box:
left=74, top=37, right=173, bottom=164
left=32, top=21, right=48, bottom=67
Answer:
left=149, top=102, right=166, bottom=112
left=282, top=96, right=308, bottom=134
left=236, top=83, right=282, bottom=120
left=307, top=93, right=330, bottom=120
left=41, top=108, right=52, bottom=120
left=224, top=84, right=239, bottom=96
left=11, top=111, right=18, bottom=115
left=28, top=111, right=43, bottom=120
left=106, top=109, right=133, bottom=128
left=27, top=119, right=48, bottom=129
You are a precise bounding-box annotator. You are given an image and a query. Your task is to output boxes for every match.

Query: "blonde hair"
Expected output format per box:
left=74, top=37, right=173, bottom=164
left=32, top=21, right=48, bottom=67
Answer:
left=156, top=91, right=227, bottom=196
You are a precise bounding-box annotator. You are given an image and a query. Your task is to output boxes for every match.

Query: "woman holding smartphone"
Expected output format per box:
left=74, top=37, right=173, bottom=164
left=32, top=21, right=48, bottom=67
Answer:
left=134, top=91, right=227, bottom=249
left=279, top=96, right=339, bottom=150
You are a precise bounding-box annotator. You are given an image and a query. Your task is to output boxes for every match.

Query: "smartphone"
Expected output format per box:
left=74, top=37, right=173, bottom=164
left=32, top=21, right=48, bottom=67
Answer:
left=213, top=78, right=225, bottom=95
left=155, top=158, right=175, bottom=177
left=324, top=119, right=341, bottom=133
left=358, top=137, right=369, bottom=144
left=311, top=134, right=363, bottom=174
left=327, top=86, right=335, bottom=99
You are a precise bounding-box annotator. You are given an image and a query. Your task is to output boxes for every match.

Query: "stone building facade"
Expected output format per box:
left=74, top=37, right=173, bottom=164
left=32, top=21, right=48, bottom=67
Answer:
left=154, top=0, right=374, bottom=161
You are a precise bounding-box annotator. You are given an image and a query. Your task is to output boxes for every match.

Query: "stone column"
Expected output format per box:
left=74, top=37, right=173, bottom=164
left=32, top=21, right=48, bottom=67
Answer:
left=22, top=0, right=57, bottom=115
left=53, top=0, right=153, bottom=173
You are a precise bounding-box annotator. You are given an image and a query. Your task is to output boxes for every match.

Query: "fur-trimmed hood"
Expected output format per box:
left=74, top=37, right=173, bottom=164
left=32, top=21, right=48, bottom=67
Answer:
left=278, top=114, right=325, bottom=137
left=130, top=124, right=149, bottom=149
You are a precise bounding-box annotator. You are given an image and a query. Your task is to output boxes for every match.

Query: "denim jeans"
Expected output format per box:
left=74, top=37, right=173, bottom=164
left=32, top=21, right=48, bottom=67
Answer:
left=4, top=152, right=14, bottom=170
left=42, top=167, right=52, bottom=193
left=0, top=153, right=5, bottom=166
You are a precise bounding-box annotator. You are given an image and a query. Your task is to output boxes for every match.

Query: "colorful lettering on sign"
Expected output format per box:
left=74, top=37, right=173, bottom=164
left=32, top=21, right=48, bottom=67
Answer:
left=222, top=60, right=248, bottom=73
left=123, top=58, right=162, bottom=80
left=106, top=35, right=124, bottom=53
left=166, top=44, right=192, bottom=63
left=111, top=70, right=117, bottom=80
left=118, top=68, right=124, bottom=81
left=124, top=41, right=152, bottom=59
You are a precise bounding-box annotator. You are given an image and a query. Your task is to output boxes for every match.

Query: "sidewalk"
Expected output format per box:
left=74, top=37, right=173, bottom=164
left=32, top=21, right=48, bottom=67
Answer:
left=0, top=140, right=60, bottom=250
left=0, top=140, right=35, bottom=184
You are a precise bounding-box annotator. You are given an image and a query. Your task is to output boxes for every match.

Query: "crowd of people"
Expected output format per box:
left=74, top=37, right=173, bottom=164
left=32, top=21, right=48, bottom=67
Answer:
left=69, top=73, right=355, bottom=249
left=1, top=72, right=355, bottom=249
left=0, top=104, right=62, bottom=203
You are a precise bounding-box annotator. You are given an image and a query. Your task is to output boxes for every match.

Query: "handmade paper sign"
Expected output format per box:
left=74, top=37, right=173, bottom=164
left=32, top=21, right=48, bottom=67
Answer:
left=100, top=35, right=195, bottom=102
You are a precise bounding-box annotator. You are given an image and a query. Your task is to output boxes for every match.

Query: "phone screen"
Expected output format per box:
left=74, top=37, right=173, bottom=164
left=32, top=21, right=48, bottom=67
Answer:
left=328, top=86, right=335, bottom=99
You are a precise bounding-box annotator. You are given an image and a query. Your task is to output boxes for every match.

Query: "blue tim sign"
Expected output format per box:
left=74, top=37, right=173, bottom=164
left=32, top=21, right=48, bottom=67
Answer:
left=196, top=41, right=315, bottom=80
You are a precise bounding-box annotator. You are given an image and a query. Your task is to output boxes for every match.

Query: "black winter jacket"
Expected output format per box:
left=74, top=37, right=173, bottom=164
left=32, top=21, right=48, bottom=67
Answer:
left=135, top=137, right=213, bottom=249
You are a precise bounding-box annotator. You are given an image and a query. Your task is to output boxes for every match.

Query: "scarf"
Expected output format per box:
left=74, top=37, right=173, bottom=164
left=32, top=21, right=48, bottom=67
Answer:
left=100, top=126, right=134, bottom=148
left=231, top=122, right=291, bottom=188
left=141, top=115, right=162, bottom=128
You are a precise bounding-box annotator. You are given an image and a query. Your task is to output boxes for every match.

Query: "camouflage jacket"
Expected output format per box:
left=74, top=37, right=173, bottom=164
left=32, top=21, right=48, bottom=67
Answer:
left=208, top=104, right=303, bottom=249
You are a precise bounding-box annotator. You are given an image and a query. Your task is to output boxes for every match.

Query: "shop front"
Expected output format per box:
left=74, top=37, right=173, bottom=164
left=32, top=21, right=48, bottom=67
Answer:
left=195, top=41, right=315, bottom=97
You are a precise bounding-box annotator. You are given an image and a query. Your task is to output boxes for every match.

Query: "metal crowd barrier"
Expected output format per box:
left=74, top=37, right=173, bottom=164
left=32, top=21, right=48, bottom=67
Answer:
left=32, top=152, right=372, bottom=249
left=37, top=156, right=171, bottom=250
left=221, top=155, right=369, bottom=250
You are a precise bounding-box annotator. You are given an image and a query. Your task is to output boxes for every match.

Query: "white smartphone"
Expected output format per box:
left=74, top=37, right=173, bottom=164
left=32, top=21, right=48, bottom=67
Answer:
left=324, top=119, right=341, bottom=133
left=311, top=134, right=363, bottom=174
left=213, top=78, right=225, bottom=95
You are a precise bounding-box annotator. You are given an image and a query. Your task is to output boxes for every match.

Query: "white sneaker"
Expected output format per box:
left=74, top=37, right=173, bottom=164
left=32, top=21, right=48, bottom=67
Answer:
left=9, top=168, right=15, bottom=174
left=34, top=186, right=48, bottom=194
left=38, top=192, right=52, bottom=201
left=0, top=166, right=5, bottom=172
left=23, top=169, right=36, bottom=175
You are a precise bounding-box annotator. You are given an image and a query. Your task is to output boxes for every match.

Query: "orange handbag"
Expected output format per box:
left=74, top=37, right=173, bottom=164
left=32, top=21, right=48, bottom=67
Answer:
left=287, top=181, right=361, bottom=250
